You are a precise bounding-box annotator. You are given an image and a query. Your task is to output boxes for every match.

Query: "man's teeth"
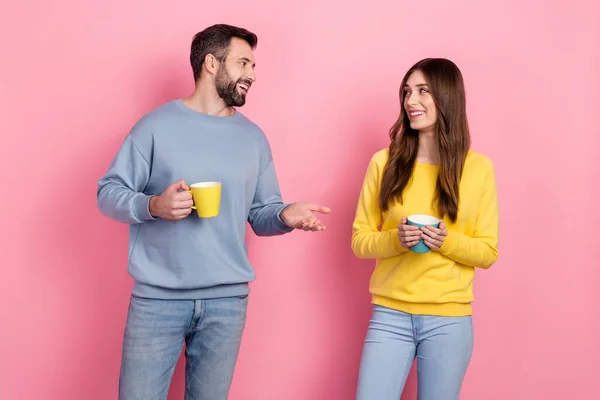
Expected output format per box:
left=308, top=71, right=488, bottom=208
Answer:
left=239, top=84, right=249, bottom=90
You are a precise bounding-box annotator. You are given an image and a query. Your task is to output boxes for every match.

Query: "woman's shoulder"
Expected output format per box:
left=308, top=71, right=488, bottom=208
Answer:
left=464, top=150, right=496, bottom=185
left=465, top=150, right=494, bottom=171
left=370, top=148, right=390, bottom=165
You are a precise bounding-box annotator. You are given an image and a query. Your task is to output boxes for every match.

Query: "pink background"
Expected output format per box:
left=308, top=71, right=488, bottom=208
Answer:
left=2, top=1, right=599, bottom=399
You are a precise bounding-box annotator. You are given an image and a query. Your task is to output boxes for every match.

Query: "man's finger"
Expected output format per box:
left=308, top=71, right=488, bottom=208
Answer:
left=308, top=220, right=324, bottom=230
left=312, top=220, right=325, bottom=229
left=173, top=208, right=192, bottom=217
left=173, top=200, right=194, bottom=209
left=173, top=191, right=193, bottom=201
left=299, top=220, right=313, bottom=230
left=308, top=204, right=331, bottom=214
left=172, top=197, right=193, bottom=207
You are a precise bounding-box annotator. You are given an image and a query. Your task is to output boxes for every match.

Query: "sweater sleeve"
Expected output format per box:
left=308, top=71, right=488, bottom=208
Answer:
left=96, top=135, right=155, bottom=224
left=247, top=136, right=293, bottom=236
left=439, top=165, right=499, bottom=268
left=351, top=153, right=407, bottom=259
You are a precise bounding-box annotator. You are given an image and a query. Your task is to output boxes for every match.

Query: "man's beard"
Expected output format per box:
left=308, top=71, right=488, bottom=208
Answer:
left=215, top=65, right=248, bottom=107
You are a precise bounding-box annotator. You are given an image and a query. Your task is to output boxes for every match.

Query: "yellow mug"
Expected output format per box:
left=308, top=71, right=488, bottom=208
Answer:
left=187, top=181, right=222, bottom=218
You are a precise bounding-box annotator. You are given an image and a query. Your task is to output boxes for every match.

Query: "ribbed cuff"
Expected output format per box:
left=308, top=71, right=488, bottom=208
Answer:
left=134, top=194, right=156, bottom=222
left=275, top=204, right=294, bottom=232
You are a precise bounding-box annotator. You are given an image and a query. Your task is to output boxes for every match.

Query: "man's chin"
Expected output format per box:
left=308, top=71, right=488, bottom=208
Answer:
left=235, top=91, right=247, bottom=105
left=231, top=95, right=246, bottom=107
left=223, top=99, right=243, bottom=107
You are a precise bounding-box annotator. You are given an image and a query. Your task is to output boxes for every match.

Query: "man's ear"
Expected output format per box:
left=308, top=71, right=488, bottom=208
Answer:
left=204, top=54, right=218, bottom=75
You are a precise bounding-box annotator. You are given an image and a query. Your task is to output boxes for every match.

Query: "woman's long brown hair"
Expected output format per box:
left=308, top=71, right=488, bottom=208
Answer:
left=379, top=58, right=471, bottom=222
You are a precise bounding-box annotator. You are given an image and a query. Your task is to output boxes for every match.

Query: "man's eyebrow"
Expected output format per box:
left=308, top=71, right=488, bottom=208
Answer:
left=239, top=57, right=255, bottom=66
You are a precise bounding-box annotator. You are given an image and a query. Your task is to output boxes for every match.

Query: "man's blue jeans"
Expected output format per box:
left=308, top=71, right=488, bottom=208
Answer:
left=118, top=294, right=248, bottom=400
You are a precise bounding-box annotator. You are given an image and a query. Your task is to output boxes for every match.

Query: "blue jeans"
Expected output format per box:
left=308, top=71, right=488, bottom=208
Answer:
left=356, top=305, right=473, bottom=400
left=118, top=294, right=248, bottom=400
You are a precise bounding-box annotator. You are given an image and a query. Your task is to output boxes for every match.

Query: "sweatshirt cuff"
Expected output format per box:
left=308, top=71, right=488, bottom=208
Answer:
left=134, top=194, right=156, bottom=222
left=440, top=230, right=459, bottom=255
left=275, top=204, right=294, bottom=232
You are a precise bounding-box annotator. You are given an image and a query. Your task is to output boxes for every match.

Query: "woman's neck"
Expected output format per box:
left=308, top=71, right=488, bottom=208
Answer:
left=416, top=130, right=439, bottom=165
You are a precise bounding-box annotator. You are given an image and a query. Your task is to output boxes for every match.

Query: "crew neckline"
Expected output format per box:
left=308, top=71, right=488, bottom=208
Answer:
left=174, top=99, right=242, bottom=123
left=415, top=160, right=440, bottom=169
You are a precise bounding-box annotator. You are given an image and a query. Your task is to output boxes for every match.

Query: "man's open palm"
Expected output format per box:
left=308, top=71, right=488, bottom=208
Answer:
left=280, top=202, right=331, bottom=231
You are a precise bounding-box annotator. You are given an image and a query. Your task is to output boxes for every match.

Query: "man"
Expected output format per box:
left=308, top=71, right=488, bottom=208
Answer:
left=97, top=24, right=330, bottom=400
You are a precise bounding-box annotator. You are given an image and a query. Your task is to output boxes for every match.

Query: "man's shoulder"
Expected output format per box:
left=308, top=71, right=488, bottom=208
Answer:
left=138, top=100, right=181, bottom=125
left=128, top=100, right=181, bottom=137
left=234, top=111, right=265, bottom=135
left=233, top=111, right=272, bottom=152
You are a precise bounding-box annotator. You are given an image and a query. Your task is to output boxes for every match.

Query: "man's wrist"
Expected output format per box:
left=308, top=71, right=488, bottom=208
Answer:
left=278, top=204, right=293, bottom=227
left=148, top=196, right=158, bottom=217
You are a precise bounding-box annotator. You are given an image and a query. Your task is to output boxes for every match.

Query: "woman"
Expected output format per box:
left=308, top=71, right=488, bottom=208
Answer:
left=351, top=58, right=499, bottom=400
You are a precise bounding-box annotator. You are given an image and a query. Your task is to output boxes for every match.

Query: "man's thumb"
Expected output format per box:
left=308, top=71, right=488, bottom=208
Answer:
left=310, top=204, right=331, bottom=214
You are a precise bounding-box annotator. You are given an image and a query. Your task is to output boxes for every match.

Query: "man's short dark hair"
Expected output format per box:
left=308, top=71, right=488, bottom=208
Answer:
left=190, top=24, right=258, bottom=81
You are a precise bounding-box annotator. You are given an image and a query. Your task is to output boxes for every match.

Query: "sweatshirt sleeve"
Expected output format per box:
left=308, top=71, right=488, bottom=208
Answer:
left=439, top=165, right=499, bottom=268
left=247, top=137, right=293, bottom=236
left=96, top=134, right=155, bottom=224
left=351, top=153, right=407, bottom=259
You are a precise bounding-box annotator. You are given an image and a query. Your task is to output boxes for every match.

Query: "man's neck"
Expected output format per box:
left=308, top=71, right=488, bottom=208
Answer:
left=182, top=80, right=234, bottom=117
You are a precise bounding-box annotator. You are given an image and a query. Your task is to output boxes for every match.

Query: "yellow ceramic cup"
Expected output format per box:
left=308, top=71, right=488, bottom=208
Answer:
left=187, top=181, right=222, bottom=218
